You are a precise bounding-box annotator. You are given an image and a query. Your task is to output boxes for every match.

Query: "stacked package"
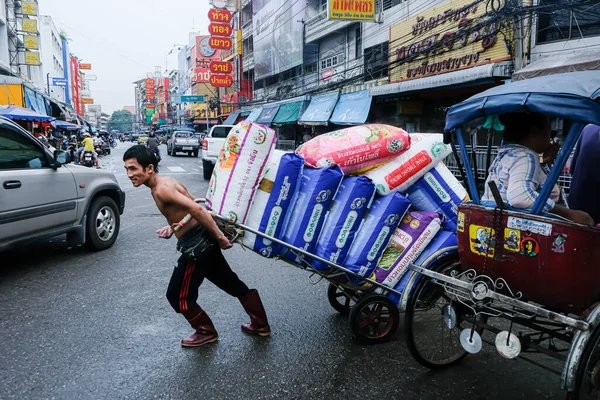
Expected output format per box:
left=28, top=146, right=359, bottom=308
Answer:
left=242, top=150, right=304, bottom=257
left=206, top=122, right=277, bottom=223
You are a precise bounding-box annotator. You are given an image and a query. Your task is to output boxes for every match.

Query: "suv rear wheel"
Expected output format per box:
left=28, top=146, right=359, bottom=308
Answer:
left=85, top=196, right=120, bottom=251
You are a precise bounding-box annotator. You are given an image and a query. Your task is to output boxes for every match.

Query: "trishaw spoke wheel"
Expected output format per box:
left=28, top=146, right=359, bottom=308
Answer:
left=327, top=283, right=356, bottom=317
left=350, top=295, right=400, bottom=345
left=570, top=323, right=600, bottom=399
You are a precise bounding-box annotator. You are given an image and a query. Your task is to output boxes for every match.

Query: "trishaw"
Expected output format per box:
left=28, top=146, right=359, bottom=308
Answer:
left=398, top=71, right=600, bottom=399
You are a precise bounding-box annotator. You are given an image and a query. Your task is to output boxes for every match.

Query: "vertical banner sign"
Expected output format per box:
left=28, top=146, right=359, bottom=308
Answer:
left=22, top=19, right=38, bottom=33
left=208, top=9, right=232, bottom=23
left=22, top=1, right=38, bottom=15
left=208, top=23, right=233, bottom=37
left=210, top=75, right=233, bottom=87
left=210, top=61, right=233, bottom=74
left=328, top=0, right=376, bottom=21
left=23, top=35, right=39, bottom=50
left=209, top=37, right=232, bottom=50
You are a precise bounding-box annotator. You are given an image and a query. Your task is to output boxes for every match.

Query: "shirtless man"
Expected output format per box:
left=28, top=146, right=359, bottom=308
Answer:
left=123, top=145, right=270, bottom=347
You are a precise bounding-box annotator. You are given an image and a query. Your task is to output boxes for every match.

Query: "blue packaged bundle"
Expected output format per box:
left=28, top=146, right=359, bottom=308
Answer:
left=343, top=192, right=411, bottom=281
left=312, top=176, right=376, bottom=271
left=280, top=165, right=344, bottom=263
left=405, top=163, right=469, bottom=232
left=242, top=151, right=304, bottom=257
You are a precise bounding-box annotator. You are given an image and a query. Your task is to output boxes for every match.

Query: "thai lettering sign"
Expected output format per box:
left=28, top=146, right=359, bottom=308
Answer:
left=389, top=0, right=512, bottom=83
left=208, top=8, right=232, bottom=23
left=328, top=0, right=375, bottom=21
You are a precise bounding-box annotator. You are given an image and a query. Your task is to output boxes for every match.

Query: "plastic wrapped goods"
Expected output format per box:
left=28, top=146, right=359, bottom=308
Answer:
left=280, top=166, right=344, bottom=263
left=312, top=176, right=376, bottom=271
left=406, top=163, right=469, bottom=232
left=206, top=122, right=277, bottom=223
left=297, top=124, right=410, bottom=175
left=242, top=151, right=304, bottom=257
left=365, top=133, right=452, bottom=195
left=343, top=192, right=412, bottom=281
left=374, top=211, right=442, bottom=288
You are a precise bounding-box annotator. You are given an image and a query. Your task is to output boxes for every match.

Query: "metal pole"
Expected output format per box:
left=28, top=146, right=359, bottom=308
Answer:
left=46, top=73, right=50, bottom=95
left=205, top=98, right=209, bottom=131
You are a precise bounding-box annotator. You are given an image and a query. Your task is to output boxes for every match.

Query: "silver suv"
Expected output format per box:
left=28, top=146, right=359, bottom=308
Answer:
left=0, top=116, right=125, bottom=252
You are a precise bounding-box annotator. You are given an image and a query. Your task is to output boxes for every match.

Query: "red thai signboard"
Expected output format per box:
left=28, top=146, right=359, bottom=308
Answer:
left=146, top=104, right=155, bottom=108
left=210, top=74, right=233, bottom=87
left=209, top=23, right=232, bottom=37
left=210, top=61, right=233, bottom=74
left=208, top=8, right=232, bottom=23
left=209, top=37, right=232, bottom=50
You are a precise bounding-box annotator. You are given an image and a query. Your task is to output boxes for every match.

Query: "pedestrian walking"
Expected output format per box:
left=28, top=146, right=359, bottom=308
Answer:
left=122, top=145, right=270, bottom=347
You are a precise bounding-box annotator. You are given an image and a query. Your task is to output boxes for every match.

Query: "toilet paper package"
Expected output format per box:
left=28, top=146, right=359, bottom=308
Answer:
left=406, top=163, right=469, bottom=231
left=242, top=151, right=304, bottom=257
left=206, top=122, right=277, bottom=223
left=365, top=133, right=452, bottom=195
left=280, top=165, right=344, bottom=263
left=343, top=192, right=412, bottom=282
left=312, top=176, right=376, bottom=271
left=374, top=211, right=443, bottom=289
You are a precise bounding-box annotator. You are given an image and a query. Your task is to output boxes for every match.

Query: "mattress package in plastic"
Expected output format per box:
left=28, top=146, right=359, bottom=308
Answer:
left=279, top=165, right=344, bottom=263
left=406, top=163, right=469, bottom=232
left=365, top=133, right=452, bottom=195
left=297, top=124, right=410, bottom=175
left=312, top=176, right=376, bottom=271
left=205, top=122, right=276, bottom=224
left=242, top=151, right=304, bottom=257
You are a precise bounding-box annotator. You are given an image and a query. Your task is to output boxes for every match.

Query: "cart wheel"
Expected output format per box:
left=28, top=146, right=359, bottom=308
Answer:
left=349, top=295, right=399, bottom=345
left=569, top=323, right=600, bottom=399
left=327, top=283, right=356, bottom=316
left=404, top=256, right=482, bottom=369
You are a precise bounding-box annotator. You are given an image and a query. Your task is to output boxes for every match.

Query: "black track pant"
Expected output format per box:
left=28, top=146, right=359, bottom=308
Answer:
left=166, top=245, right=251, bottom=313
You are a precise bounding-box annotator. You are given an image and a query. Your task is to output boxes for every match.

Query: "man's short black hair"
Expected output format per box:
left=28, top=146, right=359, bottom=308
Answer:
left=499, top=112, right=549, bottom=143
left=123, top=144, right=159, bottom=173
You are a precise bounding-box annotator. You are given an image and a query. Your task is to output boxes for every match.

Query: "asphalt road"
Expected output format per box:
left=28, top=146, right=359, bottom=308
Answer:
left=0, top=141, right=567, bottom=400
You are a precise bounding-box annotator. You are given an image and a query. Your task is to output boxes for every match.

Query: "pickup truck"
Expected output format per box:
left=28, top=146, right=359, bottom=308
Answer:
left=201, top=125, right=233, bottom=180
left=167, top=130, right=201, bottom=157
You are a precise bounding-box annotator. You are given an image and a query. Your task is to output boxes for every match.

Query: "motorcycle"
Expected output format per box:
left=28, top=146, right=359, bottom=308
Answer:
left=81, top=151, right=95, bottom=168
left=109, top=137, right=117, bottom=148
left=101, top=138, right=111, bottom=155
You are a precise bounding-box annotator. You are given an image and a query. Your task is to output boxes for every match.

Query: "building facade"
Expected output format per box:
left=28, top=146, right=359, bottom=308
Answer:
left=39, top=15, right=65, bottom=101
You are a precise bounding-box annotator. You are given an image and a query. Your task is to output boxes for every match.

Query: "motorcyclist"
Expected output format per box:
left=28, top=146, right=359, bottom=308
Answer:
left=147, top=131, right=161, bottom=162
left=80, top=132, right=101, bottom=169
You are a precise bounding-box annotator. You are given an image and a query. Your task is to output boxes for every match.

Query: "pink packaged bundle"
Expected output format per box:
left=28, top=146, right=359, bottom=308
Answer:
left=296, top=124, right=410, bottom=175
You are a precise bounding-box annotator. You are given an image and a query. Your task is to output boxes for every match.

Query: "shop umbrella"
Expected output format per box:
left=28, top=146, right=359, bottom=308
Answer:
left=0, top=105, right=55, bottom=122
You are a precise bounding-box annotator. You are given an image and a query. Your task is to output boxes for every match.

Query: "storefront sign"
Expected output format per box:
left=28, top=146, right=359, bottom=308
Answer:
left=23, top=35, right=39, bottom=50
left=209, top=23, right=232, bottom=37
left=194, top=67, right=211, bottom=83
left=389, top=0, right=512, bottom=83
left=208, top=8, right=232, bottom=23
left=209, top=37, right=232, bottom=50
left=210, top=61, right=232, bottom=74
left=79, top=63, right=92, bottom=70
left=210, top=74, right=233, bottom=87
left=22, top=1, right=38, bottom=15
left=81, top=98, right=94, bottom=104
left=145, top=78, right=155, bottom=88
left=198, top=36, right=216, bottom=57
left=328, top=0, right=375, bottom=21
left=212, top=0, right=227, bottom=8
left=22, top=19, right=37, bottom=33
left=146, top=104, right=156, bottom=108
left=24, top=51, right=40, bottom=65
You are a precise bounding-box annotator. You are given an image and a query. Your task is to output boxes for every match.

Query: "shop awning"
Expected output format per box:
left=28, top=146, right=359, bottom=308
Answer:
left=330, top=90, right=372, bottom=125
left=370, top=64, right=502, bottom=97
left=256, top=104, right=280, bottom=126
left=245, top=107, right=263, bottom=122
left=0, top=105, right=55, bottom=122
left=298, top=91, right=339, bottom=125
left=52, top=119, right=81, bottom=130
left=512, top=49, right=600, bottom=81
left=222, top=110, right=240, bottom=125
left=24, top=86, right=48, bottom=116
left=273, top=101, right=305, bottom=125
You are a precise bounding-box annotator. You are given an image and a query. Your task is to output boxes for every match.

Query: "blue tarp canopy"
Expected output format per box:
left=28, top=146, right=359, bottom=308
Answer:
left=298, top=91, right=339, bottom=125
left=245, top=107, right=263, bottom=122
left=24, top=86, right=48, bottom=116
left=0, top=105, right=55, bottom=122
left=256, top=104, right=280, bottom=126
left=52, top=120, right=82, bottom=130
left=222, top=110, right=240, bottom=125
left=445, top=71, right=600, bottom=131
left=330, top=90, right=373, bottom=125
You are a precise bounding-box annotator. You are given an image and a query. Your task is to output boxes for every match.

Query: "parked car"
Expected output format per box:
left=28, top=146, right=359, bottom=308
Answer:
left=137, top=134, right=149, bottom=145
left=0, top=116, right=126, bottom=252
left=167, top=131, right=201, bottom=157
left=201, top=124, right=233, bottom=180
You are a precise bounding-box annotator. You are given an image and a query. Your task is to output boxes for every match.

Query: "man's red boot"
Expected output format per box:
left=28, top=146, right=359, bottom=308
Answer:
left=181, top=305, right=219, bottom=347
left=239, top=289, right=271, bottom=337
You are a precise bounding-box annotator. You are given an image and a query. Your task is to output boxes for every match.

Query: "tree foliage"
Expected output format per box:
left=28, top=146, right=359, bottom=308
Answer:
left=107, top=110, right=133, bottom=132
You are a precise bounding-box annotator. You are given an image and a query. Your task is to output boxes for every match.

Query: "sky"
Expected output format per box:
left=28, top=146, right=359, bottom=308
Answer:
left=39, top=0, right=212, bottom=115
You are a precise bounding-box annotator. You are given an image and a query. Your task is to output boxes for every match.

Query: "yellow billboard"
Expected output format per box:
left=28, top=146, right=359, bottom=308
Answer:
left=328, top=0, right=375, bottom=21
left=22, top=19, right=37, bottom=33
left=22, top=1, right=38, bottom=16
left=389, top=0, right=512, bottom=83
left=0, top=84, right=25, bottom=107
left=23, top=35, right=39, bottom=50
left=24, top=51, right=40, bottom=66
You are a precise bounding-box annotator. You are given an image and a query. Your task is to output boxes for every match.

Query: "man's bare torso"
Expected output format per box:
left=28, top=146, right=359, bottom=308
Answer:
left=151, top=176, right=199, bottom=239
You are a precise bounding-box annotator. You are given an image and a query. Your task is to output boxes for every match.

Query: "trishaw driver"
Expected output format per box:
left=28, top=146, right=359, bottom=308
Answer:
left=123, top=145, right=270, bottom=347
left=482, top=113, right=594, bottom=226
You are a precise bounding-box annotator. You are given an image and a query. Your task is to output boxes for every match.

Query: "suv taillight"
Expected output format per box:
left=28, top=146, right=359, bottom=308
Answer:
left=173, top=138, right=177, bottom=144
left=202, top=140, right=208, bottom=151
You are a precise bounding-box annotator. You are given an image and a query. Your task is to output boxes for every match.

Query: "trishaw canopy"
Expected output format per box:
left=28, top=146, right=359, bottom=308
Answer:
left=445, top=71, right=600, bottom=131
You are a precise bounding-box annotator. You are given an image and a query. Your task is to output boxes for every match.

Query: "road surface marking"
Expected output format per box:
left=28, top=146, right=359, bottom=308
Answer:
left=167, top=166, right=186, bottom=172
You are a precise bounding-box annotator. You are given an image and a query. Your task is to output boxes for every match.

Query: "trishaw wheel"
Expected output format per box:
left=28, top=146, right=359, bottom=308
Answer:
left=405, top=258, right=480, bottom=369
left=327, top=283, right=356, bottom=316
left=569, top=324, right=600, bottom=399
left=349, top=295, right=399, bottom=345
